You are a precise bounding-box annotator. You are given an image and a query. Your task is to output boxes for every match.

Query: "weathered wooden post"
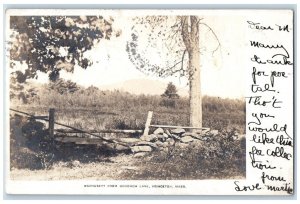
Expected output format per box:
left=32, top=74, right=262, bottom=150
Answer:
left=49, top=108, right=55, bottom=138
left=143, top=111, right=153, bottom=136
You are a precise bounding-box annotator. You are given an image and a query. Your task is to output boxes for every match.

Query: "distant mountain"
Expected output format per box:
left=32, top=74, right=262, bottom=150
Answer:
left=99, top=78, right=189, bottom=97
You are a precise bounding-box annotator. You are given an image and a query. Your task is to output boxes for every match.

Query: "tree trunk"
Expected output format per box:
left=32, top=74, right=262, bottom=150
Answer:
left=188, top=49, right=202, bottom=129
left=181, top=16, right=202, bottom=129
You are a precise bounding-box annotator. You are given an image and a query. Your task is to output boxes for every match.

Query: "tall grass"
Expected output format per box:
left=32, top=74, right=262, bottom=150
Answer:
left=10, top=85, right=246, bottom=133
left=10, top=84, right=246, bottom=179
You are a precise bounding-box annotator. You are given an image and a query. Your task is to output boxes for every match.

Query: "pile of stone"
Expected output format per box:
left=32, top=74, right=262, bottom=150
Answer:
left=130, top=128, right=219, bottom=157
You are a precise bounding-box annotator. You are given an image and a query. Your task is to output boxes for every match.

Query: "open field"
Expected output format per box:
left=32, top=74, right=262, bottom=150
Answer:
left=9, top=84, right=246, bottom=180
left=11, top=83, right=246, bottom=133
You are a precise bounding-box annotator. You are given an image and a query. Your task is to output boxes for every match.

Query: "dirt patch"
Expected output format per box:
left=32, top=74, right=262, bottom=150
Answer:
left=10, top=154, right=144, bottom=180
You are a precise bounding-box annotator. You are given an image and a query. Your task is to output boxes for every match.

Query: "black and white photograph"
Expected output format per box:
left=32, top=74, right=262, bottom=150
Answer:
left=4, top=9, right=293, bottom=195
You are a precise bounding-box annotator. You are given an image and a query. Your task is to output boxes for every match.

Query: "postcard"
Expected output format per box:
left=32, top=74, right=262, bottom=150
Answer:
left=5, top=9, right=294, bottom=195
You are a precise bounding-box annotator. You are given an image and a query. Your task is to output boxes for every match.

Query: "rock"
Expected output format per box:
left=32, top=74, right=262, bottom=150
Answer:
left=153, top=128, right=164, bottom=135
left=173, top=135, right=181, bottom=140
left=131, top=145, right=152, bottom=153
left=182, top=132, right=196, bottom=137
left=105, top=143, right=130, bottom=151
left=165, top=129, right=172, bottom=136
left=192, top=136, right=204, bottom=141
left=182, top=132, right=202, bottom=139
left=106, top=143, right=115, bottom=150
left=155, top=140, right=164, bottom=147
left=170, top=134, right=181, bottom=140
left=171, top=128, right=185, bottom=135
left=157, top=133, right=168, bottom=142
left=135, top=141, right=158, bottom=149
left=201, top=136, right=210, bottom=141
left=180, top=136, right=194, bottom=143
left=157, top=135, right=166, bottom=142
left=165, top=130, right=180, bottom=140
left=166, top=138, right=175, bottom=146
left=202, top=128, right=210, bottom=134
left=133, top=152, right=149, bottom=158
left=140, top=134, right=158, bottom=142
left=115, top=144, right=131, bottom=151
left=162, top=142, right=169, bottom=148
left=163, top=133, right=169, bottom=138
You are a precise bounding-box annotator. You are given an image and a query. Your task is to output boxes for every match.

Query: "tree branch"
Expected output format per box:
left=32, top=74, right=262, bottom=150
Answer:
left=200, top=22, right=221, bottom=55
left=190, top=16, right=199, bottom=37
left=181, top=49, right=187, bottom=71
left=181, top=16, right=191, bottom=51
left=163, top=60, right=182, bottom=74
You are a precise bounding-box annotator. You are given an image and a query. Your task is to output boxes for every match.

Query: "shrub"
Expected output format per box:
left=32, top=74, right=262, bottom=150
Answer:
left=48, top=79, right=80, bottom=95
left=125, top=129, right=246, bottom=180
left=159, top=98, right=177, bottom=108
left=10, top=114, right=56, bottom=169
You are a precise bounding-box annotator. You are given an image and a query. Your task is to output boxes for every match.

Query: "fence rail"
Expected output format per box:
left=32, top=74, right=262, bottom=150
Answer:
left=10, top=108, right=209, bottom=147
left=150, top=125, right=209, bottom=130
left=56, top=129, right=142, bottom=134
left=10, top=108, right=49, bottom=120
left=10, top=108, right=136, bottom=146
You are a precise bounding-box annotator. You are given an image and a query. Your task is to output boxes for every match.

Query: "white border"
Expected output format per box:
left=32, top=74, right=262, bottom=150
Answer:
left=1, top=1, right=299, bottom=201
left=4, top=8, right=294, bottom=196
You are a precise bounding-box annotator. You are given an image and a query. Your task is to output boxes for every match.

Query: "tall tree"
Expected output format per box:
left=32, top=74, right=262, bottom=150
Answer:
left=162, top=82, right=179, bottom=99
left=126, top=16, right=220, bottom=128
left=9, top=15, right=119, bottom=83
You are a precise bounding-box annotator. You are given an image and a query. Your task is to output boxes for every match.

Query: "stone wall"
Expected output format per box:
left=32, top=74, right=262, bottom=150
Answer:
left=125, top=128, right=219, bottom=157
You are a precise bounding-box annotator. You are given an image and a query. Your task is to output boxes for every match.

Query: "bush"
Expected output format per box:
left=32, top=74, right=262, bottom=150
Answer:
left=10, top=115, right=56, bottom=169
left=125, top=129, right=246, bottom=180
left=105, top=116, right=145, bottom=130
left=159, top=98, right=177, bottom=108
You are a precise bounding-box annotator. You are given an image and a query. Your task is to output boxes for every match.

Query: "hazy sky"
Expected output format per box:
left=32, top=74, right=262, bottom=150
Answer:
left=21, top=11, right=247, bottom=99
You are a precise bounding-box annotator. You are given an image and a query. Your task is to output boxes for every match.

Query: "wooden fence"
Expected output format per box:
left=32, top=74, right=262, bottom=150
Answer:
left=10, top=108, right=209, bottom=147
